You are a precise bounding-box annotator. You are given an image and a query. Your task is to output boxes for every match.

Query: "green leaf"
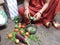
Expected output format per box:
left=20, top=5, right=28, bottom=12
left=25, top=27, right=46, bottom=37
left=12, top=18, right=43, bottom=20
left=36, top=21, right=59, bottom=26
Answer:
left=15, top=24, right=18, bottom=28
left=25, top=38, right=31, bottom=45
left=11, top=32, right=16, bottom=41
left=28, top=35, right=41, bottom=45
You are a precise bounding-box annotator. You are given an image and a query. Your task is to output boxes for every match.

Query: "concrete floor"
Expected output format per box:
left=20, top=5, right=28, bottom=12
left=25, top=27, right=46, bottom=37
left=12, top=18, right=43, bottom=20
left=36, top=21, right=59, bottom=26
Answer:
left=0, top=13, right=60, bottom=45
left=0, top=10, right=60, bottom=45
left=0, top=1, right=60, bottom=45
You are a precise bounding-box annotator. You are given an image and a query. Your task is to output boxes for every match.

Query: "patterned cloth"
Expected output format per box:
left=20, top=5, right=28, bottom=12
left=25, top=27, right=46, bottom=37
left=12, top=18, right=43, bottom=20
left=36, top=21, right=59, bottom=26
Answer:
left=6, top=0, right=18, bottom=20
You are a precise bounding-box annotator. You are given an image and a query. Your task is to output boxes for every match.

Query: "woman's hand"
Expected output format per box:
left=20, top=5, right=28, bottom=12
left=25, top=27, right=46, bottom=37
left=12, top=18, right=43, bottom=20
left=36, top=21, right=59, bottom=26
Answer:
left=24, top=9, right=30, bottom=19
left=33, top=12, right=42, bottom=21
left=24, top=0, right=30, bottom=19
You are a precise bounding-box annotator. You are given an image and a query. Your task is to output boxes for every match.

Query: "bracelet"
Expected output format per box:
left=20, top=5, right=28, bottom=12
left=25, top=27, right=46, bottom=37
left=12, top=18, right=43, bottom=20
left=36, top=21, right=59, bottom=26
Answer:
left=39, top=12, right=42, bottom=14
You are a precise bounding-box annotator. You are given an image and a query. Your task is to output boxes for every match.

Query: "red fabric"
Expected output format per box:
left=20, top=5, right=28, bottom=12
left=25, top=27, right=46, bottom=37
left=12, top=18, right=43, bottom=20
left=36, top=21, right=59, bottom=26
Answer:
left=18, top=0, right=59, bottom=24
left=56, top=0, right=60, bottom=12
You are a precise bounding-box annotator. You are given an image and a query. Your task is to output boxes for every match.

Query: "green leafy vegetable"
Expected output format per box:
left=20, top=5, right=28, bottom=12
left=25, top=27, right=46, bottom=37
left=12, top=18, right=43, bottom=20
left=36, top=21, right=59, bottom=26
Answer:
left=11, top=32, right=16, bottom=41
left=28, top=35, right=41, bottom=45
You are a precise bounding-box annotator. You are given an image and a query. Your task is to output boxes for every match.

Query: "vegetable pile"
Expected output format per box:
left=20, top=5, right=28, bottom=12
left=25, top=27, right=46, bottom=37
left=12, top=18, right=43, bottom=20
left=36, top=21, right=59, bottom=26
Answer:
left=7, top=17, right=41, bottom=45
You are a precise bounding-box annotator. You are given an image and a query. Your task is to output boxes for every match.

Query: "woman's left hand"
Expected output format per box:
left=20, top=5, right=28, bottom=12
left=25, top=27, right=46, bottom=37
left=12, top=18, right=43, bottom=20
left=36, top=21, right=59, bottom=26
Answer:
left=33, top=12, right=42, bottom=21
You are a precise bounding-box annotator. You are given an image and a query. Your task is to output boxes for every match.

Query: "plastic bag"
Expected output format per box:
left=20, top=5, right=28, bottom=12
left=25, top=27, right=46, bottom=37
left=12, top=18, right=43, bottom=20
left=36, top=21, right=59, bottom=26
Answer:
left=0, top=10, right=7, bottom=26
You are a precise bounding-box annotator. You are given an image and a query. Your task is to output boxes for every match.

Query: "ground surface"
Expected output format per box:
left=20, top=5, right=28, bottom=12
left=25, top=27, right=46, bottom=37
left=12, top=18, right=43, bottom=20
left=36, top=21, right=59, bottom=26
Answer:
left=0, top=13, right=60, bottom=45
left=0, top=0, right=60, bottom=45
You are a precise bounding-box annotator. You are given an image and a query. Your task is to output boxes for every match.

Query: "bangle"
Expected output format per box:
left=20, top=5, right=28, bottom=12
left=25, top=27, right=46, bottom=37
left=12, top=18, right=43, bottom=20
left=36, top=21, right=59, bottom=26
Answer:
left=39, top=12, right=42, bottom=14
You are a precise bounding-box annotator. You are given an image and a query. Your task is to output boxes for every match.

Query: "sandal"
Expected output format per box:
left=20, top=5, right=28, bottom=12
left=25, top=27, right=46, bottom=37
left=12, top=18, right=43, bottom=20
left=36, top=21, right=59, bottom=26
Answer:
left=52, top=20, right=60, bottom=29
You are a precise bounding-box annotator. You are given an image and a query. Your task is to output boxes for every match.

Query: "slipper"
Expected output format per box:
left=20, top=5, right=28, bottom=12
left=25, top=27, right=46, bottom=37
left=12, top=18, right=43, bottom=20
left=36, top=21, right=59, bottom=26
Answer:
left=43, top=22, right=51, bottom=28
left=52, top=20, right=60, bottom=29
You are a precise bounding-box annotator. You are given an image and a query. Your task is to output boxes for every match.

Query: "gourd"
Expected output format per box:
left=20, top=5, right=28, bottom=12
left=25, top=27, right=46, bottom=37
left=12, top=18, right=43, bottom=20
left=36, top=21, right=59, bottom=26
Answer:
left=26, top=24, right=37, bottom=34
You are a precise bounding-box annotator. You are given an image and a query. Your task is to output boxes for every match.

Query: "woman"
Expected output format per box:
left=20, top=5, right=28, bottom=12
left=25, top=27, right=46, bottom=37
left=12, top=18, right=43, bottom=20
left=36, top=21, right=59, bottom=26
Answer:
left=18, top=0, right=60, bottom=29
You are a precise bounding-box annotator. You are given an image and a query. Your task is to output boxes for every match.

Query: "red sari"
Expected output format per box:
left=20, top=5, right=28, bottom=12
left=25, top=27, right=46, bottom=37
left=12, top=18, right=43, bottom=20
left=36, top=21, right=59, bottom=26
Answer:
left=18, top=0, right=59, bottom=24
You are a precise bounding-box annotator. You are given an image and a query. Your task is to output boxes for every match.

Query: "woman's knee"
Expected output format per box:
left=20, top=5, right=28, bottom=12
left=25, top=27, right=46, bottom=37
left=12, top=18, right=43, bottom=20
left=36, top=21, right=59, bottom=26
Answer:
left=18, top=7, right=25, bottom=16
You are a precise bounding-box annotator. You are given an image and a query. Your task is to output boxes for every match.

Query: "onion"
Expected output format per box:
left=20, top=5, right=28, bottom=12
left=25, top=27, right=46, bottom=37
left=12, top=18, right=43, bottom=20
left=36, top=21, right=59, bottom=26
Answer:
left=15, top=39, right=20, bottom=44
left=8, top=33, right=13, bottom=39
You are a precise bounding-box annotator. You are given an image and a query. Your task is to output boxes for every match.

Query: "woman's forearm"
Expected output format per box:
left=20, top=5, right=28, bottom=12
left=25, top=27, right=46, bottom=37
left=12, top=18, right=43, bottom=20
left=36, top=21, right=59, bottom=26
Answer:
left=39, top=0, right=50, bottom=14
left=24, top=0, right=30, bottom=10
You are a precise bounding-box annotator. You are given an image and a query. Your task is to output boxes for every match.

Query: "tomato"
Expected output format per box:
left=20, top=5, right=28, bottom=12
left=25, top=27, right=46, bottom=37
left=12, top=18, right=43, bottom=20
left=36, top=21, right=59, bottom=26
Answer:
left=14, top=29, right=19, bottom=32
left=18, top=24, right=22, bottom=28
left=24, top=35, right=28, bottom=39
left=8, top=33, right=13, bottom=39
left=19, top=30, right=24, bottom=34
left=21, top=25, right=26, bottom=28
left=25, top=32, right=30, bottom=36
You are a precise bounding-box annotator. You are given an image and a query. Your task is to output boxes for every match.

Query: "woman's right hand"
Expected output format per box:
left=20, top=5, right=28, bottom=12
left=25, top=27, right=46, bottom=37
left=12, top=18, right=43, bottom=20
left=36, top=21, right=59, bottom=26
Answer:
left=24, top=9, right=30, bottom=19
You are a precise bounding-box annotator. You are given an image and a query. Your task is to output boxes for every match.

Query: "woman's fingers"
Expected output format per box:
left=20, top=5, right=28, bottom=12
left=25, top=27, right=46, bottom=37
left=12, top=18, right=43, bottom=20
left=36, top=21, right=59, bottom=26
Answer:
left=24, top=12, right=29, bottom=18
left=24, top=9, right=30, bottom=19
left=34, top=14, right=40, bottom=20
left=34, top=15, right=41, bottom=21
left=36, top=16, right=40, bottom=20
left=33, top=14, right=37, bottom=20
